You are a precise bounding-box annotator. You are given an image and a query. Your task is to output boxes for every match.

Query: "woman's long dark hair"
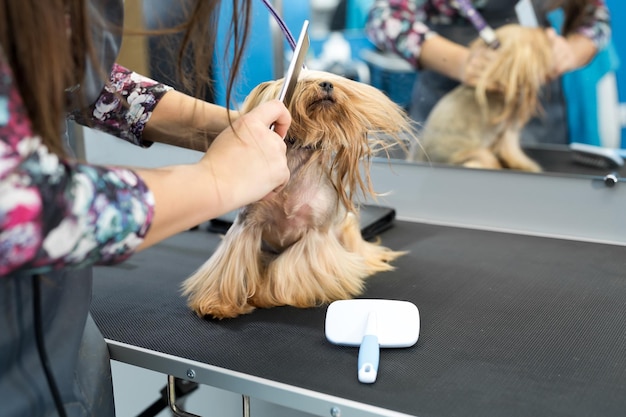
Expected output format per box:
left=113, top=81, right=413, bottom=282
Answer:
left=1, top=0, right=88, bottom=155
left=168, top=0, right=251, bottom=110
left=544, top=0, right=603, bottom=36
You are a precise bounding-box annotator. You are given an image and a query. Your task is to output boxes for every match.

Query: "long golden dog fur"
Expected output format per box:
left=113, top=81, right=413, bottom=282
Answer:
left=409, top=24, right=554, bottom=172
left=182, top=70, right=416, bottom=319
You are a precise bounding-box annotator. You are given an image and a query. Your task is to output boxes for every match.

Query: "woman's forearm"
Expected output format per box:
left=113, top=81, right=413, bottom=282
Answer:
left=419, top=34, right=470, bottom=82
left=142, top=90, right=239, bottom=152
left=134, top=163, right=225, bottom=249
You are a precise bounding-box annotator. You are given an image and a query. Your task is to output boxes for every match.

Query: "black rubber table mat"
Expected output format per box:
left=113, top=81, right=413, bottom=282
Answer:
left=386, top=144, right=625, bottom=178
left=91, top=221, right=626, bottom=417
left=523, top=145, right=625, bottom=177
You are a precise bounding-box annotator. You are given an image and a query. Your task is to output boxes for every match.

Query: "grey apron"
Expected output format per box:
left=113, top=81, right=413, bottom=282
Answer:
left=1, top=1, right=124, bottom=416
left=410, top=0, right=569, bottom=145
left=0, top=271, right=116, bottom=417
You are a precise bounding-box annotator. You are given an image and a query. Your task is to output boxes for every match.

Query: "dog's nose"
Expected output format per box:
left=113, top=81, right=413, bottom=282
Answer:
left=319, top=81, right=334, bottom=92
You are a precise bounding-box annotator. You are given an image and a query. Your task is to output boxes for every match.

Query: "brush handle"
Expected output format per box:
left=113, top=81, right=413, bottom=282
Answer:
left=358, top=335, right=380, bottom=383
left=455, top=0, right=500, bottom=49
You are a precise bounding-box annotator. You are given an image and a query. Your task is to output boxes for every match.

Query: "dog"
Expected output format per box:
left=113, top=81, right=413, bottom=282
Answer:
left=182, top=70, right=416, bottom=319
left=409, top=24, right=554, bottom=172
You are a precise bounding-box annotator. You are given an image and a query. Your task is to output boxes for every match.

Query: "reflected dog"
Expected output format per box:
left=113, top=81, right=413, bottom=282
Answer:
left=409, top=24, right=553, bottom=172
left=182, top=70, right=416, bottom=319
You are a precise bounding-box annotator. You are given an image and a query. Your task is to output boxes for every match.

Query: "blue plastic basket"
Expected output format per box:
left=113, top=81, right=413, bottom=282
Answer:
left=361, top=49, right=417, bottom=110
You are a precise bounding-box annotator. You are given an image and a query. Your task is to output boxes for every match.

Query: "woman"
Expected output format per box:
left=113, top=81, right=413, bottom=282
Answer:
left=0, top=0, right=291, bottom=415
left=366, top=0, right=611, bottom=145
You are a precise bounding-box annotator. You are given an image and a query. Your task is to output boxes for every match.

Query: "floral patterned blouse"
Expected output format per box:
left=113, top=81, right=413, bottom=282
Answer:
left=366, top=0, right=611, bottom=69
left=0, top=57, right=172, bottom=276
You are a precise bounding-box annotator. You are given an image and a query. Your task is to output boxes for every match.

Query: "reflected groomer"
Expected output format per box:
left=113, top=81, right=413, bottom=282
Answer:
left=366, top=0, right=611, bottom=146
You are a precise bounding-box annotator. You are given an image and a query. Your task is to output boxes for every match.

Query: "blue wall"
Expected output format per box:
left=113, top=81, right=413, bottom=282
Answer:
left=605, top=0, right=626, bottom=146
left=214, top=2, right=310, bottom=107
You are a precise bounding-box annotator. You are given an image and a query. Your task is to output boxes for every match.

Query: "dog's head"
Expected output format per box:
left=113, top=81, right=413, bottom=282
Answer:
left=470, top=24, right=553, bottom=125
left=241, top=69, right=415, bottom=209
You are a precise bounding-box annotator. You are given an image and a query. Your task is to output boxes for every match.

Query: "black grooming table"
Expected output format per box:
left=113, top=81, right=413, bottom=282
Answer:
left=523, top=144, right=625, bottom=177
left=387, top=142, right=625, bottom=177
left=91, top=221, right=626, bottom=417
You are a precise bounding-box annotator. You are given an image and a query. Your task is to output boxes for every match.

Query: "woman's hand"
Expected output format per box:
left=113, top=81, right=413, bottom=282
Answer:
left=546, top=28, right=578, bottom=77
left=545, top=28, right=597, bottom=78
left=460, top=46, right=500, bottom=90
left=199, top=99, right=291, bottom=208
left=135, top=99, right=290, bottom=250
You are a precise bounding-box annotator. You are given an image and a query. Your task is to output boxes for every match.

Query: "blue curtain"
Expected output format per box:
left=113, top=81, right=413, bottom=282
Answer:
left=547, top=8, right=620, bottom=146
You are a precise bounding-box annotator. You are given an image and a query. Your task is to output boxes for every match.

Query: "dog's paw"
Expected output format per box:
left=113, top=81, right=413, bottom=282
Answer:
left=509, top=159, right=542, bottom=173
left=189, top=301, right=256, bottom=320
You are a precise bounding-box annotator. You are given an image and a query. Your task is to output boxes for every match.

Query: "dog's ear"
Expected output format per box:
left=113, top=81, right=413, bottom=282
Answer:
left=471, top=24, right=553, bottom=125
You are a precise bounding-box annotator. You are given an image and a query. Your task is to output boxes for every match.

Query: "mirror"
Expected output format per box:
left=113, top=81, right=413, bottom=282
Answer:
left=308, top=0, right=626, bottom=180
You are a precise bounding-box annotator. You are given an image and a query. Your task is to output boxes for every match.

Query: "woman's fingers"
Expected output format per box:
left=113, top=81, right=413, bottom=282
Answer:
left=246, top=99, right=292, bottom=139
left=545, top=28, right=576, bottom=77
left=197, top=99, right=292, bottom=209
left=462, top=47, right=499, bottom=90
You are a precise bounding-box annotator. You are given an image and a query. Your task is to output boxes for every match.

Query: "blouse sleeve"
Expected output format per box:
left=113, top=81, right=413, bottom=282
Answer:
left=365, top=0, right=434, bottom=68
left=0, top=57, right=155, bottom=276
left=574, top=0, right=611, bottom=50
left=69, top=63, right=173, bottom=147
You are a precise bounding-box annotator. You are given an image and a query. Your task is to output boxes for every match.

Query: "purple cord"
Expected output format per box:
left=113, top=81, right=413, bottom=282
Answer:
left=455, top=0, right=500, bottom=49
left=261, top=0, right=297, bottom=51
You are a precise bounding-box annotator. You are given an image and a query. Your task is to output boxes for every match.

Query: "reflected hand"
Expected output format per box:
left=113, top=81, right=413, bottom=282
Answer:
left=460, top=46, right=500, bottom=90
left=545, top=28, right=579, bottom=78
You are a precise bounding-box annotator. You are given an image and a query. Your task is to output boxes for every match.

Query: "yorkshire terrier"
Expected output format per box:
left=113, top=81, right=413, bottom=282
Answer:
left=409, top=24, right=554, bottom=172
left=182, top=70, right=416, bottom=319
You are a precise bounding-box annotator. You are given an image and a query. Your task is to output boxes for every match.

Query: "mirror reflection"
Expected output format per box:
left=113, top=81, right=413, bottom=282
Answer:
left=308, top=0, right=626, bottom=178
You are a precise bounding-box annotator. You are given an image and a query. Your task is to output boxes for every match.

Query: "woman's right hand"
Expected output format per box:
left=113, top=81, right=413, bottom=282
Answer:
left=199, top=99, right=292, bottom=210
left=134, top=99, right=290, bottom=250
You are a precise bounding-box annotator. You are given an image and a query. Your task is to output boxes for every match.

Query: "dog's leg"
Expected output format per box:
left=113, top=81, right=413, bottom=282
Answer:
left=253, top=212, right=405, bottom=309
left=252, top=213, right=404, bottom=309
left=253, top=228, right=369, bottom=308
left=496, top=128, right=542, bottom=172
left=455, top=149, right=503, bottom=170
left=181, top=223, right=264, bottom=319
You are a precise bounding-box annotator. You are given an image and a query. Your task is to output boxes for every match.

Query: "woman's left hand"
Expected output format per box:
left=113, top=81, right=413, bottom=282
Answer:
left=546, top=28, right=597, bottom=78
